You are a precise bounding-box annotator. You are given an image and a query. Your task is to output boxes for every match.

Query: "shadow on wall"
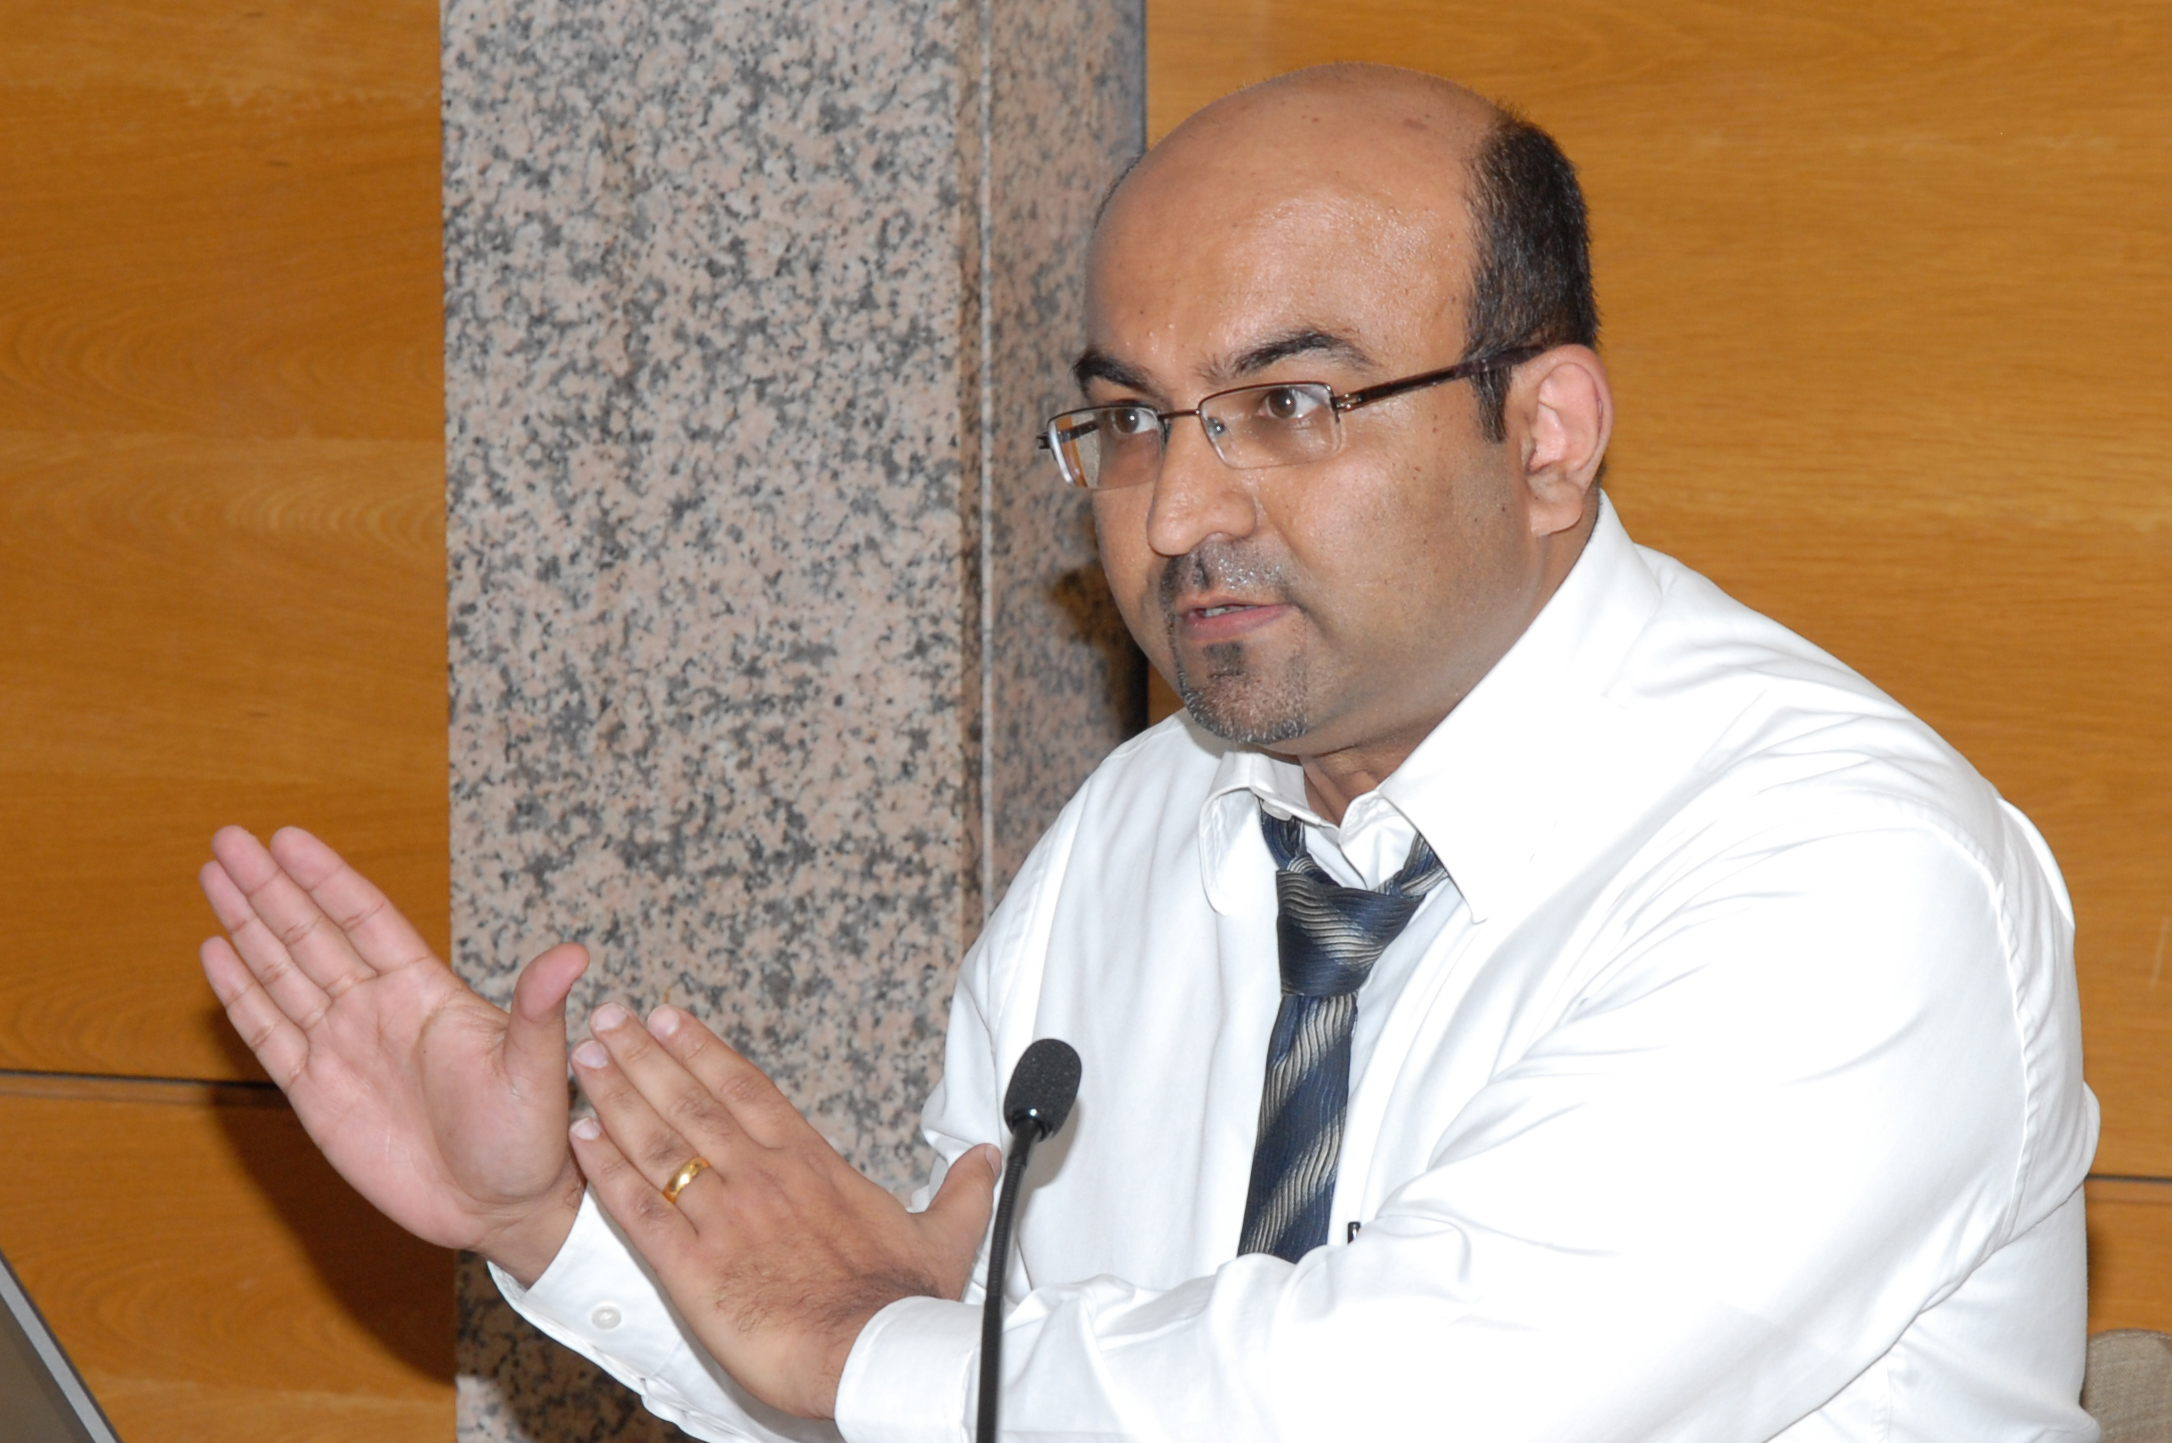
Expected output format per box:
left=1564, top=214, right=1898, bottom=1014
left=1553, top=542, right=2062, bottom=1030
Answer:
left=199, top=994, right=271, bottom=1081
left=211, top=1094, right=456, bottom=1386
left=1047, top=560, right=1148, bottom=740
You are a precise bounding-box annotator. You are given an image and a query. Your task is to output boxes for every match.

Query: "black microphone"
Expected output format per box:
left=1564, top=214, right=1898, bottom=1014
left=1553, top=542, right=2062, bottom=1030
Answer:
left=977, top=1038, right=1081, bottom=1442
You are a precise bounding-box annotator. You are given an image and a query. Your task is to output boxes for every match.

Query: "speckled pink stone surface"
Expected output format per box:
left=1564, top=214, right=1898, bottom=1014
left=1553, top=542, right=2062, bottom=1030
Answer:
left=442, top=3, right=1144, bottom=1438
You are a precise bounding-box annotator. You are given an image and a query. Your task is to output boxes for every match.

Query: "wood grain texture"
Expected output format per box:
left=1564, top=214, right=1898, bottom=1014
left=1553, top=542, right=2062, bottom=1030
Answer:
left=1148, top=0, right=2172, bottom=1173
left=0, top=3, right=441, bottom=440
left=0, top=1083, right=452, bottom=1442
left=0, top=0, right=438, bottom=98
left=0, top=434, right=449, bottom=1080
left=0, top=0, right=448, bottom=1081
left=2087, top=1179, right=2172, bottom=1334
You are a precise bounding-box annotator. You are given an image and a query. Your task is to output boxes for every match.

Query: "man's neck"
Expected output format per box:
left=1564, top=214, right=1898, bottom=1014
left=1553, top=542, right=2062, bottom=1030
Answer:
left=1285, top=499, right=1602, bottom=826
left=1297, top=731, right=1429, bottom=824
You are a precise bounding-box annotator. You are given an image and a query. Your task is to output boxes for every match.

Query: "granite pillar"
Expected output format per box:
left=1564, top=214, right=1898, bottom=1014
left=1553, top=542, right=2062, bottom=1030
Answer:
left=440, top=3, right=1145, bottom=1438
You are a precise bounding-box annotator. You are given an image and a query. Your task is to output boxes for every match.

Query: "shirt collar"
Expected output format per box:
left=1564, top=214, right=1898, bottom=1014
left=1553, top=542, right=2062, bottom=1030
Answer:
left=1198, top=494, right=1664, bottom=923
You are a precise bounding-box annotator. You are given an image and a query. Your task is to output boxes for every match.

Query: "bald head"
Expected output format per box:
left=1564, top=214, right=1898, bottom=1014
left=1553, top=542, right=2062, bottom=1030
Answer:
left=1091, top=67, right=1497, bottom=395
left=1076, top=64, right=1609, bottom=815
left=1091, top=64, right=1595, bottom=439
left=1120, top=63, right=1501, bottom=222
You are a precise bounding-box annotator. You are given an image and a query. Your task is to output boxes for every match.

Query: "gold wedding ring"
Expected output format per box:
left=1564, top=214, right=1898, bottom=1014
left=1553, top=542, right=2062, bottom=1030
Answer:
left=661, top=1156, right=712, bottom=1204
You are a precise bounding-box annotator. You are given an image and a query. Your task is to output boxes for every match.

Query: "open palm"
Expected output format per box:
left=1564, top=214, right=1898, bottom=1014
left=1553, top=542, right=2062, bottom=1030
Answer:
left=199, top=826, right=589, bottom=1282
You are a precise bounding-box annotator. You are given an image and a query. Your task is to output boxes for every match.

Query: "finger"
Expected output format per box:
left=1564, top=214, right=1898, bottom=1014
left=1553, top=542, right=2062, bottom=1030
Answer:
left=199, top=854, right=335, bottom=1030
left=921, top=1144, right=1002, bottom=1280
left=269, top=827, right=439, bottom=977
left=571, top=1024, right=724, bottom=1201
left=646, top=1005, right=805, bottom=1147
left=504, top=943, right=589, bottom=1102
left=209, top=827, right=374, bottom=1001
left=589, top=1004, right=749, bottom=1163
left=569, top=1114, right=699, bottom=1261
left=199, top=935, right=309, bottom=1085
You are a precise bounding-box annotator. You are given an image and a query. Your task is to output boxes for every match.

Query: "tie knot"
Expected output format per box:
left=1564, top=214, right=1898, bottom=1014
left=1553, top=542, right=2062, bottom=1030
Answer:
left=1260, top=811, right=1448, bottom=998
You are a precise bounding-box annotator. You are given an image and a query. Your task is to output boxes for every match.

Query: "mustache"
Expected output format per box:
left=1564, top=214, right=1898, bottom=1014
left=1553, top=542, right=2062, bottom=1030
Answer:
left=1156, top=542, right=1295, bottom=619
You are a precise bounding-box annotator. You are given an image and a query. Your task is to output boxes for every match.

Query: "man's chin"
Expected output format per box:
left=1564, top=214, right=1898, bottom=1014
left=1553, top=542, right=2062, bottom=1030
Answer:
left=1173, top=673, right=1311, bottom=749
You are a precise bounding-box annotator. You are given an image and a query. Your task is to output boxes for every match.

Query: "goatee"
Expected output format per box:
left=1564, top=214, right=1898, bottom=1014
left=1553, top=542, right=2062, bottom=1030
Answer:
left=1159, top=543, right=1312, bottom=746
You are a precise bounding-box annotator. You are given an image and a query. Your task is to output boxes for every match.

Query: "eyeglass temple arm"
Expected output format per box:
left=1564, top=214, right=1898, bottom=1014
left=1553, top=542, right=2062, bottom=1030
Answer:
left=1333, top=345, right=1547, bottom=413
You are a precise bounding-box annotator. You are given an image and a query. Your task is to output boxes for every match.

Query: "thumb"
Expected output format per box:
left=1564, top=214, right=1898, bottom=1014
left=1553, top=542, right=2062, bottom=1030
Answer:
left=505, top=942, right=589, bottom=1098
left=920, top=1143, right=1003, bottom=1265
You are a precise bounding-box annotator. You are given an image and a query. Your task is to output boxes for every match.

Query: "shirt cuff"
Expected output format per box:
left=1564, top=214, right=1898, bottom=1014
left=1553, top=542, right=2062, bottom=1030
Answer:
left=489, top=1193, right=849, bottom=1443
left=487, top=1188, right=691, bottom=1384
left=833, top=1295, right=981, bottom=1443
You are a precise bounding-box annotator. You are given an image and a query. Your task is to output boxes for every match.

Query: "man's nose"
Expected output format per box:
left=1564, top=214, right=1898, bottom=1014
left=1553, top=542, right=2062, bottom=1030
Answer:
left=1145, top=417, right=1259, bottom=558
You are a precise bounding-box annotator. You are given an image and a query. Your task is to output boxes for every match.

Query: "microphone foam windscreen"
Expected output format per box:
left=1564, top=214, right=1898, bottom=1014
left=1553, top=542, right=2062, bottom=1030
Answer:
left=1002, top=1038, right=1082, bottom=1140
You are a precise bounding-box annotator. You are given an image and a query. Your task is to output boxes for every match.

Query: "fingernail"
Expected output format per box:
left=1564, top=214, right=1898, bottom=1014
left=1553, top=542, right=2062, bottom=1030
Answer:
left=571, top=1117, right=601, bottom=1141
left=648, top=1006, right=681, bottom=1036
left=571, top=1040, right=608, bottom=1069
left=593, top=1002, right=629, bottom=1031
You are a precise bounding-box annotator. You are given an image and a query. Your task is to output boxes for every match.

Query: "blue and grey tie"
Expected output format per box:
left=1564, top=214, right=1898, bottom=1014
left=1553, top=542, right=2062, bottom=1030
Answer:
left=1237, top=808, right=1450, bottom=1262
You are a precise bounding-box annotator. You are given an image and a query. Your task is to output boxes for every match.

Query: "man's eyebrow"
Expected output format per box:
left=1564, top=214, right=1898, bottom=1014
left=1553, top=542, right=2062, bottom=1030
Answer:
left=1072, top=347, right=1155, bottom=396
left=1217, top=328, right=1374, bottom=383
left=1071, top=327, right=1375, bottom=398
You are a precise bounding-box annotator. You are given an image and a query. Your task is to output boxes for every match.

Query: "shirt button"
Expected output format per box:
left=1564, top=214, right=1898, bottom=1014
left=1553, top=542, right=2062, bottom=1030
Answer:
left=590, top=1304, right=623, bottom=1330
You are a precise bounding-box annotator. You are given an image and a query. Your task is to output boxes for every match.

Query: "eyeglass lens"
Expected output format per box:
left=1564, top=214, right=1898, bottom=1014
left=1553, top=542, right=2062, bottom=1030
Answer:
left=1047, top=382, right=1343, bottom=489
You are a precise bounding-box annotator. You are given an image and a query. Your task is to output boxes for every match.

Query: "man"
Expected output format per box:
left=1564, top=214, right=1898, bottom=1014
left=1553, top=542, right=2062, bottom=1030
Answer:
left=198, top=65, right=2096, bottom=1442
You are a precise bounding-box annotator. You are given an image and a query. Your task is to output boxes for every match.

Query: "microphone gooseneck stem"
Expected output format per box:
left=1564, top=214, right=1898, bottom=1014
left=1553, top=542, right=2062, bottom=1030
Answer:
left=976, top=1119, right=1040, bottom=1443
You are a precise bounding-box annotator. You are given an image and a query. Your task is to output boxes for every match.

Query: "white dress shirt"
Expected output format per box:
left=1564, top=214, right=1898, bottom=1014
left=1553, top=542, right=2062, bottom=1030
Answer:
left=495, top=496, right=2099, bottom=1443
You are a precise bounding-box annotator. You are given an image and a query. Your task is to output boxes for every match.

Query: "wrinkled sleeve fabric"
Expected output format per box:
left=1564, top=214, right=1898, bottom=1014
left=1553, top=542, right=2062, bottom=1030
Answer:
left=833, top=805, right=2091, bottom=1443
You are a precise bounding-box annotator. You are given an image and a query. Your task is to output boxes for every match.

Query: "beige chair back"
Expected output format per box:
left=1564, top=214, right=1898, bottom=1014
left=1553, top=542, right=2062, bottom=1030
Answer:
left=2086, top=1331, right=2172, bottom=1443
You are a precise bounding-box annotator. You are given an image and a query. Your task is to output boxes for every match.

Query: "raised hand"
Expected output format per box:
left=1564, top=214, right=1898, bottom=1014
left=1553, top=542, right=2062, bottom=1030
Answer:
left=199, top=826, right=588, bottom=1283
left=564, top=1002, right=1002, bottom=1419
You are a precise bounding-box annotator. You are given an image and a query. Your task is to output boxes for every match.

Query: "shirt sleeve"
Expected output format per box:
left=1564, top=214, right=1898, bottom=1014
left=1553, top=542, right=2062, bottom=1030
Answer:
left=490, top=1190, right=845, bottom=1443
left=831, top=810, right=2091, bottom=1443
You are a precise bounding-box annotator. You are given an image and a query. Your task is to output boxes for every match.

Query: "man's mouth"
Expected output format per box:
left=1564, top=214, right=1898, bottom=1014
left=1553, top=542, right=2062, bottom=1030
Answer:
left=1174, top=597, right=1292, bottom=643
left=1157, top=545, right=1298, bottom=648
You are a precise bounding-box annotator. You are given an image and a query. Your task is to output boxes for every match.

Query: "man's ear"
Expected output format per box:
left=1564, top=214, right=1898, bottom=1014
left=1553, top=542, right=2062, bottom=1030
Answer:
left=1509, top=345, right=1613, bottom=537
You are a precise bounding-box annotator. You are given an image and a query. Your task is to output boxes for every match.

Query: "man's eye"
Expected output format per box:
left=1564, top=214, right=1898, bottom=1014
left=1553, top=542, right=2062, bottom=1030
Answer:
left=1106, top=406, right=1159, bottom=438
left=1256, top=386, right=1320, bottom=422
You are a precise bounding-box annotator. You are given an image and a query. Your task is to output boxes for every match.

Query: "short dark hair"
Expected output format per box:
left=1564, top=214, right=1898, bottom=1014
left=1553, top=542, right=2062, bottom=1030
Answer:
left=1463, top=111, right=1598, bottom=442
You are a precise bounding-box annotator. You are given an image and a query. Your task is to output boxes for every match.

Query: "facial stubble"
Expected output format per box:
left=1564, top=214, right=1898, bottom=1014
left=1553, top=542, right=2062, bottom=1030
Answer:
left=1159, top=544, right=1313, bottom=747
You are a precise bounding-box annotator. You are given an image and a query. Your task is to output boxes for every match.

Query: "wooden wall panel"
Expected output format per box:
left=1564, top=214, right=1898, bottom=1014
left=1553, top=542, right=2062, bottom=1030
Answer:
left=0, top=1080, right=453, bottom=1443
left=2087, top=1179, right=2172, bottom=1335
left=0, top=436, right=446, bottom=1080
left=0, top=1, right=441, bottom=437
left=0, top=0, right=447, bottom=1080
left=1146, top=1, right=2172, bottom=1184
left=0, top=5, right=455, bottom=1438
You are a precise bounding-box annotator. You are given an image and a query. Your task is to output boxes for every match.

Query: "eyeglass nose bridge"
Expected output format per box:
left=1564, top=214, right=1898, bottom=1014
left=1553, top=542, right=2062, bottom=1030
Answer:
left=1152, top=404, right=1236, bottom=463
left=1158, top=397, right=1304, bottom=472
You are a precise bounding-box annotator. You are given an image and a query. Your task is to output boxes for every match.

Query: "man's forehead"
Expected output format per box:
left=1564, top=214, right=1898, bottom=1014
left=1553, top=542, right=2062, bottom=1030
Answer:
left=1095, top=167, right=1457, bottom=281
left=1082, top=190, right=1461, bottom=395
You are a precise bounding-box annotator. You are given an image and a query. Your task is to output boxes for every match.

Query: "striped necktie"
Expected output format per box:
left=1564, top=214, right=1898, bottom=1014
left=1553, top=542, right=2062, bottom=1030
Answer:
left=1237, top=808, right=1450, bottom=1262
